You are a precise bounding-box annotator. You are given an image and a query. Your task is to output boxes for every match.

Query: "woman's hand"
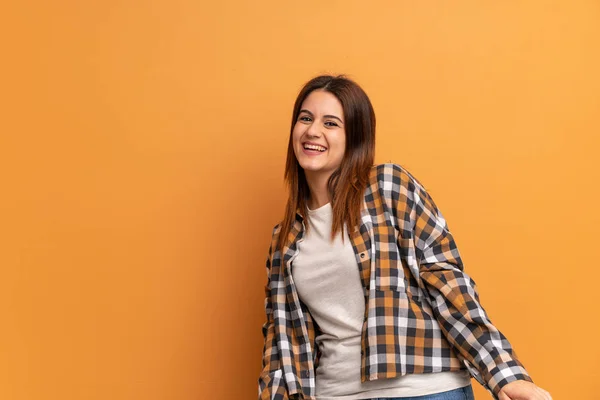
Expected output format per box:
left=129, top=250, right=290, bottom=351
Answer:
left=498, top=380, right=552, bottom=400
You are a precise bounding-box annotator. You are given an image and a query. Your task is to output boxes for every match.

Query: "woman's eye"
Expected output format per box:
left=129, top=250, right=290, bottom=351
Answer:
left=324, top=121, right=338, bottom=127
left=299, top=116, right=312, bottom=122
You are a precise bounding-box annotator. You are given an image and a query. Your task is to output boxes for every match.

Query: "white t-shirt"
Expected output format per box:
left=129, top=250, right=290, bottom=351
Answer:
left=292, top=202, right=471, bottom=399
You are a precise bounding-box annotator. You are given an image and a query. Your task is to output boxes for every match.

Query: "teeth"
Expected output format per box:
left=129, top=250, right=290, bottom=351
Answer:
left=304, top=144, right=326, bottom=152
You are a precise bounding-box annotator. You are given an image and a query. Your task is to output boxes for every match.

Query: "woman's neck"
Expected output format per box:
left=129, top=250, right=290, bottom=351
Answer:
left=305, top=170, right=332, bottom=210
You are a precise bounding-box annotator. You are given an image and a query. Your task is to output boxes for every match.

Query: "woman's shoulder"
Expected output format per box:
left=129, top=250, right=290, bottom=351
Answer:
left=370, top=162, right=425, bottom=192
left=269, top=222, right=282, bottom=242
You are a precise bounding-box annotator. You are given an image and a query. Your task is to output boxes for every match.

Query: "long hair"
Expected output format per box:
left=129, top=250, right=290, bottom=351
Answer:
left=276, top=75, right=376, bottom=254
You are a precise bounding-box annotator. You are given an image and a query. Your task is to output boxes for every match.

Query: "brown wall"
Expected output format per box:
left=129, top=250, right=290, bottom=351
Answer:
left=1, top=1, right=599, bottom=399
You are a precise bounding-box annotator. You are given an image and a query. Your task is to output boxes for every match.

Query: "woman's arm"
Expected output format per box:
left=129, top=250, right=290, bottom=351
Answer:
left=405, top=171, right=549, bottom=399
left=258, top=234, right=289, bottom=400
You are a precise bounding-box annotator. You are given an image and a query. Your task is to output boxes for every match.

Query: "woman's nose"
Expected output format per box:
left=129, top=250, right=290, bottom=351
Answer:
left=306, top=121, right=322, bottom=138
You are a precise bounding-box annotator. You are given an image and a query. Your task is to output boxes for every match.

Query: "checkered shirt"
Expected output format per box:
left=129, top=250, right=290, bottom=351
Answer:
left=258, top=163, right=532, bottom=400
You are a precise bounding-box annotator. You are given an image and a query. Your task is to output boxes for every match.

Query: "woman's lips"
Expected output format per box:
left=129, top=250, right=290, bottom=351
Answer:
left=302, top=147, right=326, bottom=156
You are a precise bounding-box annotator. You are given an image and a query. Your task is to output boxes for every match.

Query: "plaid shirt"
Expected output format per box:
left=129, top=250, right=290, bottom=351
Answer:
left=259, top=163, right=532, bottom=400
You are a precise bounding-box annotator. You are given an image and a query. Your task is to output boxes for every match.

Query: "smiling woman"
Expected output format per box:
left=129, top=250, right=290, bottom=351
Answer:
left=293, top=90, right=347, bottom=209
left=258, top=75, right=552, bottom=400
left=279, top=76, right=376, bottom=251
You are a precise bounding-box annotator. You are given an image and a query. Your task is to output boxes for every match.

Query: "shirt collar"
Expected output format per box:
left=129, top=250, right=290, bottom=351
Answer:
left=295, top=206, right=306, bottom=221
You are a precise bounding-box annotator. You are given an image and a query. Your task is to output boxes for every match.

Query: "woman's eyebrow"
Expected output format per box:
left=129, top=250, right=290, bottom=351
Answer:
left=324, top=114, right=343, bottom=123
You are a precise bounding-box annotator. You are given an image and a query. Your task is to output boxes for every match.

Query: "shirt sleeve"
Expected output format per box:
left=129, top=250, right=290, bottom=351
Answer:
left=258, top=237, right=290, bottom=400
left=410, top=178, right=533, bottom=399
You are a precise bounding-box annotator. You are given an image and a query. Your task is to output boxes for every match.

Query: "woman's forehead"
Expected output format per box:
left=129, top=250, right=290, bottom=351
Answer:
left=300, top=90, right=343, bottom=116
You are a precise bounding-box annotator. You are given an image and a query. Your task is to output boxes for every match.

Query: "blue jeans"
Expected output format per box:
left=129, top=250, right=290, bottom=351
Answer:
left=373, top=385, right=475, bottom=400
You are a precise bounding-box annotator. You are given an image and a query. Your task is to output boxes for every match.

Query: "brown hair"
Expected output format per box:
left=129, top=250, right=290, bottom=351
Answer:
left=276, top=75, right=376, bottom=254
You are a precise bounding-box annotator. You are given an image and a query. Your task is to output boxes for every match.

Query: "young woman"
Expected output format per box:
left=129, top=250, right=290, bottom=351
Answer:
left=258, top=75, right=551, bottom=400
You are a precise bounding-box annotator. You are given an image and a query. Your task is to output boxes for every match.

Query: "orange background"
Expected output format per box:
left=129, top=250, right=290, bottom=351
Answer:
left=1, top=1, right=599, bottom=399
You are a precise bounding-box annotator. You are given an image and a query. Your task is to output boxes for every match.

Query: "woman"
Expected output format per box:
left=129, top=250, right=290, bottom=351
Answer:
left=258, top=75, right=551, bottom=400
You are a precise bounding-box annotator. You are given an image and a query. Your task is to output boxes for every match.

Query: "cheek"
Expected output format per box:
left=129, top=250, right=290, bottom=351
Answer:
left=292, top=124, right=303, bottom=141
left=291, top=126, right=304, bottom=156
left=333, top=133, right=346, bottom=154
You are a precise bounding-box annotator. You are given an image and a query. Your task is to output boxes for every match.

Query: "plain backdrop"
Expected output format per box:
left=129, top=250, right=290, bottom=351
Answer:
left=1, top=1, right=599, bottom=399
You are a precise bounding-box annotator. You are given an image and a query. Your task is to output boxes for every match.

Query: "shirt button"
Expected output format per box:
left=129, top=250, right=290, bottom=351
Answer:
left=360, top=252, right=365, bottom=259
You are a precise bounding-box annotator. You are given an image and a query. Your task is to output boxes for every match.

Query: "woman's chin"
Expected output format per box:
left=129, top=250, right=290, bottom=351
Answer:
left=298, top=161, right=325, bottom=172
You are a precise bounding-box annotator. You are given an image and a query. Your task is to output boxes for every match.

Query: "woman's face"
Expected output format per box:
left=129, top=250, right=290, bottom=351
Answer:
left=292, top=89, right=346, bottom=178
